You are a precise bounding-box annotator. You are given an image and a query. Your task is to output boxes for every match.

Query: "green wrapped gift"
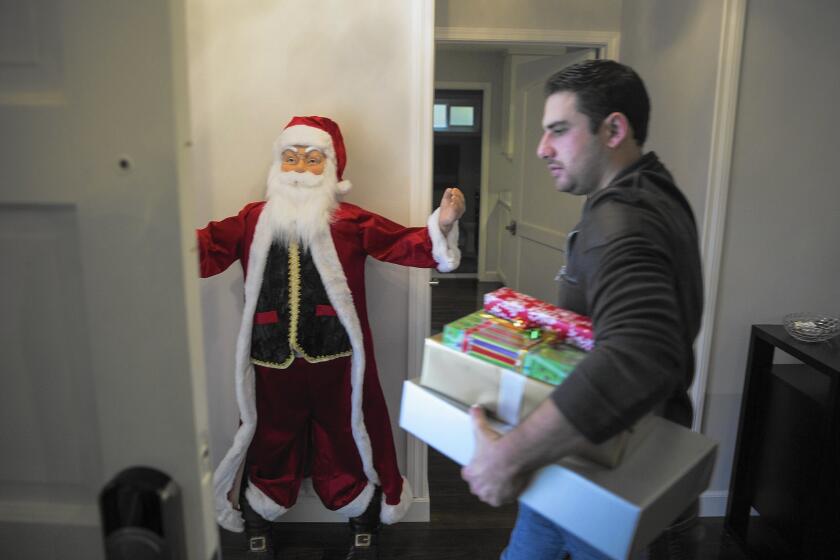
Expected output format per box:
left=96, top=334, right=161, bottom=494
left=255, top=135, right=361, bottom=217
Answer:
left=442, top=310, right=495, bottom=351
left=442, top=310, right=544, bottom=359
left=522, top=342, right=587, bottom=386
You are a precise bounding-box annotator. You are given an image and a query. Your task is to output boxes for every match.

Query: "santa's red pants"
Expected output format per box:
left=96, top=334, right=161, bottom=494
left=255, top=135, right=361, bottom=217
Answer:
left=246, top=358, right=369, bottom=511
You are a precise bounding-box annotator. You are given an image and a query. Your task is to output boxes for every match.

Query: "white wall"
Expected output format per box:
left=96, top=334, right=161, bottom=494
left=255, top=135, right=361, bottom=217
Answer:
left=703, top=0, right=840, bottom=507
left=436, top=0, right=622, bottom=31
left=186, top=1, right=424, bottom=500
left=620, top=0, right=724, bottom=232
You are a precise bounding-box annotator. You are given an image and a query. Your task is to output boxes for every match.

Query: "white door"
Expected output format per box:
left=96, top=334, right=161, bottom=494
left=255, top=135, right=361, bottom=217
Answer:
left=0, top=2, right=216, bottom=559
left=503, top=49, right=595, bottom=302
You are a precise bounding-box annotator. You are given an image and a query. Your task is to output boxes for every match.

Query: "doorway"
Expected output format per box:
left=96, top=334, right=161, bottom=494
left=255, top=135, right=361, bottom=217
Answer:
left=415, top=32, right=616, bottom=526
left=433, top=88, right=483, bottom=276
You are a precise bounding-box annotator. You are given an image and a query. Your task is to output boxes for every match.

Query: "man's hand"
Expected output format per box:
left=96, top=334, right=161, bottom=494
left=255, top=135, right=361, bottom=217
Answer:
left=460, top=406, right=528, bottom=506
left=461, top=399, right=591, bottom=507
left=438, top=187, right=465, bottom=236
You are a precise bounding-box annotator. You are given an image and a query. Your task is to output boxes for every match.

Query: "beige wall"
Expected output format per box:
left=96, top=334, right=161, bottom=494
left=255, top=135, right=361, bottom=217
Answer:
left=704, top=0, right=840, bottom=505
left=187, top=1, right=422, bottom=493
left=436, top=0, right=622, bottom=31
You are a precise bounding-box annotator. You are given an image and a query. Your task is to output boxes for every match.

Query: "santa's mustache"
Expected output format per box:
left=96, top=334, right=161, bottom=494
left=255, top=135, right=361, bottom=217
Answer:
left=274, top=170, right=324, bottom=188
left=265, top=164, right=341, bottom=208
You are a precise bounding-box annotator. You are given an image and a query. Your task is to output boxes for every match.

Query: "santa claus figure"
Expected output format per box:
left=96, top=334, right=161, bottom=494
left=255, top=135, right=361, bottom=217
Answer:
left=198, top=116, right=464, bottom=558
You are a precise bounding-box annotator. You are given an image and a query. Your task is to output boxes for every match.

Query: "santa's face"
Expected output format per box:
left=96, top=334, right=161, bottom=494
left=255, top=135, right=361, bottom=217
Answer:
left=280, top=146, right=327, bottom=176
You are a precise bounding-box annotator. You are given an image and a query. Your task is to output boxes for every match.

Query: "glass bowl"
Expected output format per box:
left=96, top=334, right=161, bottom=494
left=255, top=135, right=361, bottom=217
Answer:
left=783, top=312, right=840, bottom=343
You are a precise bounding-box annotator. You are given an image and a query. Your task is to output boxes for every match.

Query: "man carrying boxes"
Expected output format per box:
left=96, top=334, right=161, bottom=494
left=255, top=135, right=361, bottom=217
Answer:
left=457, top=60, right=704, bottom=558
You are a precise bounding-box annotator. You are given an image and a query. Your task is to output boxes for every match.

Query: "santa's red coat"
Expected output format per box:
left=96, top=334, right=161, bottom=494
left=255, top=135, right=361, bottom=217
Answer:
left=198, top=200, right=459, bottom=530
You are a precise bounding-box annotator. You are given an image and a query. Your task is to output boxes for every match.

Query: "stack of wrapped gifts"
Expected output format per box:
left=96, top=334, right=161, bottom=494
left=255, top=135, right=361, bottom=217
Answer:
left=404, top=286, right=718, bottom=558
left=400, top=376, right=716, bottom=559
left=421, top=287, right=632, bottom=468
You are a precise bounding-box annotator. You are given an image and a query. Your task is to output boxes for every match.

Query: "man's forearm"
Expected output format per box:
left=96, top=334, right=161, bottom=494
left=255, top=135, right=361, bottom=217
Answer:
left=497, top=399, right=598, bottom=475
left=462, top=397, right=604, bottom=506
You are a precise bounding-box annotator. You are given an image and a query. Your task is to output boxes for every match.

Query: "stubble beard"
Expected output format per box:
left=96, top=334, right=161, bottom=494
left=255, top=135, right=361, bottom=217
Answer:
left=561, top=141, right=608, bottom=197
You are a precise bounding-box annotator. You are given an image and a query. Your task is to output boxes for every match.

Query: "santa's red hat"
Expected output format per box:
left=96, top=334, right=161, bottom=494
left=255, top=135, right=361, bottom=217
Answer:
left=275, top=115, right=352, bottom=194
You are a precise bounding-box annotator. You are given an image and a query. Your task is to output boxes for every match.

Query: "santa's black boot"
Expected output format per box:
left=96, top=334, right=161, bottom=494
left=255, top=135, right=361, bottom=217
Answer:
left=343, top=487, right=382, bottom=560
left=240, top=488, right=277, bottom=559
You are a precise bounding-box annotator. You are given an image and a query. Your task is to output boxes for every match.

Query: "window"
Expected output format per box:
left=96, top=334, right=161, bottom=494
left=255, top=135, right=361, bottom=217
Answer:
left=433, top=90, right=482, bottom=134
left=433, top=104, right=448, bottom=129
left=449, top=105, right=474, bottom=127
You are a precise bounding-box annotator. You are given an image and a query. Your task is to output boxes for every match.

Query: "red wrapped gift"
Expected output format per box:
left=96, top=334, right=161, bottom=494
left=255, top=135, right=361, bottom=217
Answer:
left=483, top=288, right=594, bottom=351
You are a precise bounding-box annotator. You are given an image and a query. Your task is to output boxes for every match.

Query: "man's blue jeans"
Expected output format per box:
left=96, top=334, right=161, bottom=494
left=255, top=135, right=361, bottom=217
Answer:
left=501, top=502, right=699, bottom=560
left=501, top=504, right=613, bottom=560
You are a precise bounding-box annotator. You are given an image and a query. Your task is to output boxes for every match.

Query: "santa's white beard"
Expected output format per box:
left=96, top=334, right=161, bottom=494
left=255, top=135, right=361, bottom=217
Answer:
left=264, top=165, right=339, bottom=247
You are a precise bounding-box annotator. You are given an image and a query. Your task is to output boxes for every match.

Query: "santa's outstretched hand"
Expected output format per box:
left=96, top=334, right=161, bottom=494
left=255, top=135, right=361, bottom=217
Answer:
left=438, top=187, right=466, bottom=236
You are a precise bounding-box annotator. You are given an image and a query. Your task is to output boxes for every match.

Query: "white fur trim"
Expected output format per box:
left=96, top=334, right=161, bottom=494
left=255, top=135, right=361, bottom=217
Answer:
left=309, top=229, right=380, bottom=487
left=334, top=481, right=376, bottom=518
left=216, top=500, right=245, bottom=533
left=245, top=481, right=289, bottom=521
left=427, top=207, right=461, bottom=272
left=277, top=125, right=332, bottom=150
left=337, top=179, right=352, bottom=194
left=380, top=477, right=413, bottom=525
left=211, top=203, right=276, bottom=532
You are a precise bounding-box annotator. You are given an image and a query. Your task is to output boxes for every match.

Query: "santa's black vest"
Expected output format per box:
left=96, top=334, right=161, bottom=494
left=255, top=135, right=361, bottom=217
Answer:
left=250, top=241, right=352, bottom=368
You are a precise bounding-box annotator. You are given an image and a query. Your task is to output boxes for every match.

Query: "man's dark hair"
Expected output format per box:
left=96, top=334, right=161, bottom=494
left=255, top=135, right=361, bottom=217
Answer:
left=545, top=59, right=650, bottom=146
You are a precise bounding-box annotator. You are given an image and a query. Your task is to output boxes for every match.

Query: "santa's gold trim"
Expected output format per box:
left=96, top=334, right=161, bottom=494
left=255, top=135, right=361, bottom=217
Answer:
left=286, top=242, right=353, bottom=365
left=288, top=241, right=302, bottom=354
left=251, top=348, right=354, bottom=370
left=303, top=349, right=354, bottom=362
left=250, top=356, right=295, bottom=369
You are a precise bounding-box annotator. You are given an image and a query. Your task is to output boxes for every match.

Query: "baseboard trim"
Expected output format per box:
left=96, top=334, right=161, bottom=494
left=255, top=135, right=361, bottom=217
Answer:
left=276, top=496, right=431, bottom=523
left=431, top=272, right=478, bottom=279
left=699, top=490, right=728, bottom=517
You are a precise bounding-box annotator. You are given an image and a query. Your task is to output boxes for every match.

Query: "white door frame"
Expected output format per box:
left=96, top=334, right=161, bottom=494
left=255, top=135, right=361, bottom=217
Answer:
left=690, top=0, right=747, bottom=435
left=434, top=81, right=492, bottom=280
left=404, top=0, right=435, bottom=521
left=435, top=27, right=620, bottom=59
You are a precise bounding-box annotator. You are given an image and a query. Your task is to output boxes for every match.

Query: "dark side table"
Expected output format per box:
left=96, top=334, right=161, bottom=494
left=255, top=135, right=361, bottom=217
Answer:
left=725, top=324, right=840, bottom=558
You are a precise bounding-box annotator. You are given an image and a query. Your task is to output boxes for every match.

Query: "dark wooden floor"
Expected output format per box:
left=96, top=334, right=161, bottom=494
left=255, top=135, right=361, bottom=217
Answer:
left=430, top=277, right=501, bottom=334
left=219, top=278, right=752, bottom=559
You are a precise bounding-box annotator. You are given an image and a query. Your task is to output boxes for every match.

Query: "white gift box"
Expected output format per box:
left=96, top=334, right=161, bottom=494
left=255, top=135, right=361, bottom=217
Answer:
left=399, top=379, right=717, bottom=560
left=420, top=335, right=630, bottom=468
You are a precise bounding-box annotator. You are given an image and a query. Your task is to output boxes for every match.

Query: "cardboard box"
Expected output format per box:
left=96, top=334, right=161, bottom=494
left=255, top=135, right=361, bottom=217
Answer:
left=420, top=335, right=630, bottom=468
left=400, top=379, right=717, bottom=560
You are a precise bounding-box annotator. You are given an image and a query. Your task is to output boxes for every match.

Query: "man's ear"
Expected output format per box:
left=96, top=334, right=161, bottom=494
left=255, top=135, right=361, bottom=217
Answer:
left=603, top=112, right=632, bottom=149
